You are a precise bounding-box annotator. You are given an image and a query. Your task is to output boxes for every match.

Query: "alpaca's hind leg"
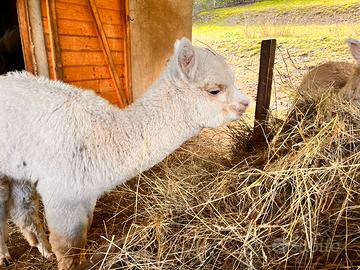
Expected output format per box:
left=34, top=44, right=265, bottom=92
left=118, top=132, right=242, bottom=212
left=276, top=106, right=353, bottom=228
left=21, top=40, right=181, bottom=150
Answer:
left=0, top=177, right=11, bottom=266
left=9, top=181, right=53, bottom=259
left=44, top=199, right=94, bottom=270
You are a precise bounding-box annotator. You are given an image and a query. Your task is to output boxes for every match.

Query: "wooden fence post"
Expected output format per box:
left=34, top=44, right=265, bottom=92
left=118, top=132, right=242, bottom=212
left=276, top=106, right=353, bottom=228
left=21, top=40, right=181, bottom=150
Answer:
left=251, top=39, right=276, bottom=147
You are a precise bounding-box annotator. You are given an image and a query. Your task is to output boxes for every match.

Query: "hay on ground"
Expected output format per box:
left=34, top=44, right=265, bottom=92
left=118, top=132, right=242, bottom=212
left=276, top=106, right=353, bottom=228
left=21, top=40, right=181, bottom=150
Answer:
left=9, top=88, right=360, bottom=269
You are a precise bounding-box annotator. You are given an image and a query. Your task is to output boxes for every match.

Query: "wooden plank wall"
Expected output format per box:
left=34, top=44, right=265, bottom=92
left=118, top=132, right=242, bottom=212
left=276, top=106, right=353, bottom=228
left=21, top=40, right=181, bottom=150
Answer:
left=41, top=0, right=130, bottom=106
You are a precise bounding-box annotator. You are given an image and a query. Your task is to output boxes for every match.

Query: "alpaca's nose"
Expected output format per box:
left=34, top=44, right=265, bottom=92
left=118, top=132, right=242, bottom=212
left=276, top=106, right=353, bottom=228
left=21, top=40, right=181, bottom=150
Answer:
left=234, top=87, right=250, bottom=111
left=239, top=94, right=250, bottom=108
left=240, top=99, right=250, bottom=107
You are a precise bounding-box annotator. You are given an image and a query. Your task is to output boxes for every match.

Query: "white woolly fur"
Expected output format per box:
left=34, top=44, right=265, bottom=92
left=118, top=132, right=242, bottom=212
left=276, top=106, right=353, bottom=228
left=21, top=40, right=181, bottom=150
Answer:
left=0, top=38, right=249, bottom=269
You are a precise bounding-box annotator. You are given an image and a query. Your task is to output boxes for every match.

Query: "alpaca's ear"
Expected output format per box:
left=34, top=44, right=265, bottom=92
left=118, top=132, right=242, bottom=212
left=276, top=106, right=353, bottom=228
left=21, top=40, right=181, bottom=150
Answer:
left=174, top=37, right=197, bottom=81
left=348, top=38, right=360, bottom=65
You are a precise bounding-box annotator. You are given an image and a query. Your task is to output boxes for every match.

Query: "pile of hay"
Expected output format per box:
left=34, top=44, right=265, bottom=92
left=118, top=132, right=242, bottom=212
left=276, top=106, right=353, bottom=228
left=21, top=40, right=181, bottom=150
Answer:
left=9, top=89, right=360, bottom=269
left=73, top=89, right=360, bottom=270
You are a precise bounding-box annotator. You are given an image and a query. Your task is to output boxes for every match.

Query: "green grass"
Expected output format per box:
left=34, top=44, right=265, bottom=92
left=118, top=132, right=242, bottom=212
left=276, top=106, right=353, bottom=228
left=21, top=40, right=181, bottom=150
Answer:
left=195, top=0, right=360, bottom=26
left=193, top=0, right=360, bottom=59
left=194, top=24, right=360, bottom=57
left=193, top=0, right=360, bottom=109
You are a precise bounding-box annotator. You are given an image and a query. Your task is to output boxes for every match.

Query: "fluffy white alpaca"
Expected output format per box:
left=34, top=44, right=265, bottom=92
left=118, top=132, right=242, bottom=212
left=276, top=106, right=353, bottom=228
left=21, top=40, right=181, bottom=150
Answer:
left=0, top=38, right=249, bottom=269
left=299, top=38, right=360, bottom=100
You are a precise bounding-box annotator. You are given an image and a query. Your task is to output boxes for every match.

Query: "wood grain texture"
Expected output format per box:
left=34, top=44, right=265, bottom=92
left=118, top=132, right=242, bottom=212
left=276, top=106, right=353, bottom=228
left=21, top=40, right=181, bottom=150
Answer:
left=40, top=0, right=130, bottom=105
left=123, top=0, right=132, bottom=102
left=53, top=0, right=123, bottom=11
left=252, top=39, right=277, bottom=147
left=48, top=51, right=124, bottom=66
left=88, top=0, right=128, bottom=107
left=59, top=65, right=124, bottom=81
left=98, top=90, right=121, bottom=103
left=46, top=0, right=64, bottom=80
left=71, top=78, right=122, bottom=92
left=45, top=35, right=124, bottom=52
left=42, top=2, right=123, bottom=25
left=17, top=0, right=36, bottom=73
left=43, top=19, right=124, bottom=38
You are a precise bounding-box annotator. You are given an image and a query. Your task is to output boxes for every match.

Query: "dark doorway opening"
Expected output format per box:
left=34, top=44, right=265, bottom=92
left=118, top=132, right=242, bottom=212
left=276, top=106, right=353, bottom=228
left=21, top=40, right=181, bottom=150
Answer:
left=0, top=0, right=25, bottom=75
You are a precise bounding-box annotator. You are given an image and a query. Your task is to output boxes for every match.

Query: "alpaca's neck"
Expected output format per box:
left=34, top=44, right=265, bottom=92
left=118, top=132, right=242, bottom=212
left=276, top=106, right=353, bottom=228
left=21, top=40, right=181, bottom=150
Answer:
left=101, top=77, right=201, bottom=193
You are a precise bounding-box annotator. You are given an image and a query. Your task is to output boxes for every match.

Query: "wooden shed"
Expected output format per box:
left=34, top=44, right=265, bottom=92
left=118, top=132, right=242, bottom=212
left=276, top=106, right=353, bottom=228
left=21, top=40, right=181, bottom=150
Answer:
left=0, top=0, right=192, bottom=107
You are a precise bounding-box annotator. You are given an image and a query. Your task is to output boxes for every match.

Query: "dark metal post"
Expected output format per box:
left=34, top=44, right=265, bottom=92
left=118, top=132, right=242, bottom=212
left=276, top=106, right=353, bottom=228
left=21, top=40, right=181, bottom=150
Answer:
left=251, top=39, right=276, bottom=147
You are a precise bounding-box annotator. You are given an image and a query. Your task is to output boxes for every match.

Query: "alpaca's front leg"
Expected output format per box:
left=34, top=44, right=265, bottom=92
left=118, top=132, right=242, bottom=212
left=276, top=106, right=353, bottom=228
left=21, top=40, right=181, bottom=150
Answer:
left=9, top=181, right=53, bottom=260
left=0, top=214, right=10, bottom=266
left=44, top=199, right=94, bottom=270
left=0, top=177, right=10, bottom=266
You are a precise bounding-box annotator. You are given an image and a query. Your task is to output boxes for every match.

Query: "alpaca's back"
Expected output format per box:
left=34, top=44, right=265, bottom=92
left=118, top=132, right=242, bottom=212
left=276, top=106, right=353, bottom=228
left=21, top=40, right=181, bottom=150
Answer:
left=299, top=39, right=360, bottom=101
left=0, top=72, right=114, bottom=191
left=299, top=61, right=356, bottom=93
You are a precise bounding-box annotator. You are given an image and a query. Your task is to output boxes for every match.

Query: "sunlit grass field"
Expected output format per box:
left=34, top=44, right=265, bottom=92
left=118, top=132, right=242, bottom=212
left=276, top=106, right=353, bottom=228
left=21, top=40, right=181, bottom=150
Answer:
left=193, top=0, right=360, bottom=109
left=194, top=24, right=360, bottom=59
left=195, top=0, right=360, bottom=25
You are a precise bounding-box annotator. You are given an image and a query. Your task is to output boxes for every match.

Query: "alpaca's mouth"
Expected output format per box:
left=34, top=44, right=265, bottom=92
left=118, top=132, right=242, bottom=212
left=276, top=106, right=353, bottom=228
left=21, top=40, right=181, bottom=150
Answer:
left=232, top=105, right=248, bottom=117
left=238, top=104, right=248, bottom=113
left=228, top=108, right=246, bottom=119
left=228, top=104, right=248, bottom=116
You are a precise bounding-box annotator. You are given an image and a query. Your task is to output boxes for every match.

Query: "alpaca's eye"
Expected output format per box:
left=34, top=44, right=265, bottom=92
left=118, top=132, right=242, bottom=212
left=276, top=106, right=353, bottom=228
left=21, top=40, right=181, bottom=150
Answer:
left=208, top=89, right=221, bottom=96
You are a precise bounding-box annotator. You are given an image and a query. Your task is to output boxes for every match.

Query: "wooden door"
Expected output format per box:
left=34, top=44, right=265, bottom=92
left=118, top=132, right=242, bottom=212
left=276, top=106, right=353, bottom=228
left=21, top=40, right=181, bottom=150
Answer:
left=18, top=0, right=131, bottom=107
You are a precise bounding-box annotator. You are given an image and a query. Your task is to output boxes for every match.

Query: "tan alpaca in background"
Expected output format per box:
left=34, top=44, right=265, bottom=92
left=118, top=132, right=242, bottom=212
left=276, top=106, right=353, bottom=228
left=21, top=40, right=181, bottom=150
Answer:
left=299, top=38, right=360, bottom=100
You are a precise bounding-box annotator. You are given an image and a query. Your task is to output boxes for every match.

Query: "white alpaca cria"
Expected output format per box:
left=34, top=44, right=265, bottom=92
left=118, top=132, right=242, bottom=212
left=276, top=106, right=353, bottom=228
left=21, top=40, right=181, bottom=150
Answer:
left=0, top=38, right=249, bottom=269
left=299, top=38, right=360, bottom=101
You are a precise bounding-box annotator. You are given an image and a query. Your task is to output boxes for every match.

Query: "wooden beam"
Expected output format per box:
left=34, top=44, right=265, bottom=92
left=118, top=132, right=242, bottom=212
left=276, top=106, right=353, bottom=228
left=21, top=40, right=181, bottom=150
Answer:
left=28, top=0, right=50, bottom=77
left=46, top=0, right=64, bottom=80
left=123, top=0, right=133, bottom=103
left=17, top=0, right=36, bottom=74
left=88, top=0, right=128, bottom=107
left=251, top=39, right=276, bottom=147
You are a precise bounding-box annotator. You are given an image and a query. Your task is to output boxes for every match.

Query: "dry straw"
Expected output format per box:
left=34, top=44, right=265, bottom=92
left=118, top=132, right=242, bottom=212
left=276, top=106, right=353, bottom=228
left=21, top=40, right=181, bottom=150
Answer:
left=72, top=87, right=360, bottom=269
left=10, top=88, right=360, bottom=269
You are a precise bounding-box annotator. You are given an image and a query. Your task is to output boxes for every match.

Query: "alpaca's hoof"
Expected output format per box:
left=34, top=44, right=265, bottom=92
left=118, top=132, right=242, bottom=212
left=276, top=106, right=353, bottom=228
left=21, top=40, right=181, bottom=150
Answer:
left=45, top=252, right=55, bottom=260
left=0, top=254, right=12, bottom=266
left=37, top=245, right=55, bottom=261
